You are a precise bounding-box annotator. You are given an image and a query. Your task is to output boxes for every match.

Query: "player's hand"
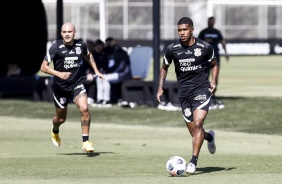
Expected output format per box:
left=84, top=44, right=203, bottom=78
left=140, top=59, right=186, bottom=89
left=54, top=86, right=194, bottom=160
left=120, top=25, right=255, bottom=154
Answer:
left=59, top=72, right=71, bottom=80
left=156, top=89, right=163, bottom=103
left=96, top=72, right=105, bottom=80
left=209, top=81, right=217, bottom=94
left=225, top=54, right=229, bottom=62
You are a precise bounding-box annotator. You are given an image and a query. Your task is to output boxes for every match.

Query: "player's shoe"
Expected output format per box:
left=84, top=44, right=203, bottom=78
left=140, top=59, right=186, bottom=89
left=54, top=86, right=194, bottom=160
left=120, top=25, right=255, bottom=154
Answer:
left=51, top=126, right=61, bottom=147
left=186, top=163, right=196, bottom=174
left=82, top=141, right=95, bottom=153
left=208, top=130, right=216, bottom=154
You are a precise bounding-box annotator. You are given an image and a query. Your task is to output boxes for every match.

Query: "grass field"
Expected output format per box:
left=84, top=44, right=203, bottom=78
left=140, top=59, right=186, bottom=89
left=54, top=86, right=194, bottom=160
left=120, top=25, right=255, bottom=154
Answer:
left=0, top=55, right=282, bottom=183
left=0, top=116, right=282, bottom=184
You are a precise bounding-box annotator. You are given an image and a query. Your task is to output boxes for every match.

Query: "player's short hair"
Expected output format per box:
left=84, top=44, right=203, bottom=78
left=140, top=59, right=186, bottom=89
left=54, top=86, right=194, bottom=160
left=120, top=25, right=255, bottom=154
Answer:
left=177, top=17, right=193, bottom=27
left=208, top=16, right=215, bottom=21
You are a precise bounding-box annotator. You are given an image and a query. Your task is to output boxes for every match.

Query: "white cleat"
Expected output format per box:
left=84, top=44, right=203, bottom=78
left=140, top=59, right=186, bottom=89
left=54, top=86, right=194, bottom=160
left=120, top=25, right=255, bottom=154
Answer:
left=186, top=163, right=196, bottom=174
left=208, top=130, right=216, bottom=154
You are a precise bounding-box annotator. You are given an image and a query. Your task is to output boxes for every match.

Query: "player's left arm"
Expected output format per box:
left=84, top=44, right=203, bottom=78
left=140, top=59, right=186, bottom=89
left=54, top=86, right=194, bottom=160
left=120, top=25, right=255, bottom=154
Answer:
left=83, top=51, right=105, bottom=80
left=207, top=46, right=219, bottom=94
left=209, top=57, right=219, bottom=94
left=220, top=39, right=229, bottom=61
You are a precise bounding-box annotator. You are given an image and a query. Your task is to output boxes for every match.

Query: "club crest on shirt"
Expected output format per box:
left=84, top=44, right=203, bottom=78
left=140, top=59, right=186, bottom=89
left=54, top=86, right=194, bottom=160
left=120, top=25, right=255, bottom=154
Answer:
left=184, top=108, right=191, bottom=117
left=194, top=48, right=201, bottom=57
left=75, top=47, right=82, bottom=54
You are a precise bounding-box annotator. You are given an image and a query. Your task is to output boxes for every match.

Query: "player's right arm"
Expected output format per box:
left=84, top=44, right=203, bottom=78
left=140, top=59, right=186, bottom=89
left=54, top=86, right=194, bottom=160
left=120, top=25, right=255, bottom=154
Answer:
left=40, top=43, right=71, bottom=80
left=156, top=44, right=173, bottom=103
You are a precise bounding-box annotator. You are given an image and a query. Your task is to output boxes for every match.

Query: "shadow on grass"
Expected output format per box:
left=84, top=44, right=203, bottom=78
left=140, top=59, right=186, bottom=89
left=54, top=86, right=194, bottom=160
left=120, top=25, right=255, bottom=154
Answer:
left=195, top=167, right=236, bottom=175
left=57, top=152, right=114, bottom=157
left=217, top=96, right=246, bottom=101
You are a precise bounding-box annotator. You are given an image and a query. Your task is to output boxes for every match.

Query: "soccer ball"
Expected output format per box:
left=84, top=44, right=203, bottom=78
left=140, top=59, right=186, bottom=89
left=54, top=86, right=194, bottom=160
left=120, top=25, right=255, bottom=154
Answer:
left=166, top=156, right=187, bottom=176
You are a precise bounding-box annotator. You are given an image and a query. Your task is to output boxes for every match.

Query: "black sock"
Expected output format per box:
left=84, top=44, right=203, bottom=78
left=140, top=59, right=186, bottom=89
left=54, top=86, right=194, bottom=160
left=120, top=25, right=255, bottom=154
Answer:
left=53, top=129, right=59, bottom=134
left=204, top=131, right=213, bottom=142
left=82, top=135, right=89, bottom=142
left=190, top=155, right=198, bottom=166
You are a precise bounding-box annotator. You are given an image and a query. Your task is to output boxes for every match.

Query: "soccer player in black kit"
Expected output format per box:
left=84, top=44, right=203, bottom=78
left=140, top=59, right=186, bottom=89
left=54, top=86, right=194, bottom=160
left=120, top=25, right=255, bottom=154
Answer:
left=41, top=22, right=104, bottom=153
left=198, top=16, right=229, bottom=109
left=156, top=17, right=218, bottom=174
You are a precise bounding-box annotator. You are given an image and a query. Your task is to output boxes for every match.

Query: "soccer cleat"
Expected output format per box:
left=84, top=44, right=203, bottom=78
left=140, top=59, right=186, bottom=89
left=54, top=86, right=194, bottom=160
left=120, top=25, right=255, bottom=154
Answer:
left=216, top=100, right=225, bottom=109
left=51, top=126, right=61, bottom=147
left=186, top=163, right=196, bottom=174
left=208, top=130, right=216, bottom=154
left=82, top=141, right=95, bottom=153
left=102, top=100, right=112, bottom=108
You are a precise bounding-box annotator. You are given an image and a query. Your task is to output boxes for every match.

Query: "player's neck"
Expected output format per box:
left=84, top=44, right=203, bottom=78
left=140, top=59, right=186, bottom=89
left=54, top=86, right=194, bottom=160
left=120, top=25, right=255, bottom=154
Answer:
left=63, top=40, right=74, bottom=47
left=182, top=37, right=195, bottom=47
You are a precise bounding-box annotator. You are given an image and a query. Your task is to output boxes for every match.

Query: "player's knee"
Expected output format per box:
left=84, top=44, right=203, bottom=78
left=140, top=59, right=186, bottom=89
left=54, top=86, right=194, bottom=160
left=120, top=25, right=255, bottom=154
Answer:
left=80, top=105, right=89, bottom=114
left=53, top=117, right=66, bottom=123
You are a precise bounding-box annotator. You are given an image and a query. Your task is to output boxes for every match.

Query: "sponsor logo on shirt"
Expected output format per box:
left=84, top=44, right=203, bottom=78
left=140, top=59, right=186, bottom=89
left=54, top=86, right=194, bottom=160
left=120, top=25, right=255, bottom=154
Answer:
left=177, top=52, right=183, bottom=55
left=59, top=45, right=65, bottom=48
left=64, top=57, right=80, bottom=69
left=179, top=58, right=201, bottom=72
left=179, top=58, right=195, bottom=62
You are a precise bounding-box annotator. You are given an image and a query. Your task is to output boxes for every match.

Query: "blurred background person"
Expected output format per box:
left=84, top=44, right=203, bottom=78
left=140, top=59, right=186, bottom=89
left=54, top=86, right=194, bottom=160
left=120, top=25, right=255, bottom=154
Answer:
left=93, top=37, right=132, bottom=107
left=84, top=39, right=105, bottom=105
left=198, top=16, right=229, bottom=110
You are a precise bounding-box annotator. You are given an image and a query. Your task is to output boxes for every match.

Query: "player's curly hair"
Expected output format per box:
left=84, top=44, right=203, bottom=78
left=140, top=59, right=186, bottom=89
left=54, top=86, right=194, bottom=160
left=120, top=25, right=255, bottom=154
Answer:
left=177, top=17, right=193, bottom=27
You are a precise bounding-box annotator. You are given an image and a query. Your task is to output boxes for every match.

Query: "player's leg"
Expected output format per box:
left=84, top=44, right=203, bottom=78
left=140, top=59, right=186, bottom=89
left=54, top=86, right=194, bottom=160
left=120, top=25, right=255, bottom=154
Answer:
left=51, top=90, right=69, bottom=147
left=73, top=91, right=94, bottom=153
left=51, top=107, right=67, bottom=147
left=185, top=109, right=207, bottom=174
left=183, top=93, right=215, bottom=173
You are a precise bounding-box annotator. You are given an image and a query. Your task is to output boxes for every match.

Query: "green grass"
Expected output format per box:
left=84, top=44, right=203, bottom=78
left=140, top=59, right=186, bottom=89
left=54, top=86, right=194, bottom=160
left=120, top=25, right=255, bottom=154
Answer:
left=0, top=116, right=282, bottom=184
left=1, top=55, right=282, bottom=183
left=0, top=97, right=281, bottom=135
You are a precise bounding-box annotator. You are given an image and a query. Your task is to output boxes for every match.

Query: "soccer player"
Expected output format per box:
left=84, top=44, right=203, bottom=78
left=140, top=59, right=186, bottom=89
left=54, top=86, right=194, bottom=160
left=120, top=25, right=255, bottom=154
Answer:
left=198, top=16, right=229, bottom=109
left=156, top=17, right=218, bottom=174
left=40, top=22, right=105, bottom=152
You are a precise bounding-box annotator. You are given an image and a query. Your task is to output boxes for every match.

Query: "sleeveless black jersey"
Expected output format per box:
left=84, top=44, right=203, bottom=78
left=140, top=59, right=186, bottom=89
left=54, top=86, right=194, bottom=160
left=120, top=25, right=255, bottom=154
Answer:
left=44, top=39, right=89, bottom=91
left=163, top=38, right=215, bottom=97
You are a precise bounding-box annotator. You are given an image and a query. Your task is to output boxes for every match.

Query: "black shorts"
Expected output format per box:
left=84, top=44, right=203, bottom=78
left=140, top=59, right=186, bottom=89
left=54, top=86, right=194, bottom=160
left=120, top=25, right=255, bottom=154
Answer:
left=179, top=92, right=212, bottom=123
left=53, top=82, right=87, bottom=109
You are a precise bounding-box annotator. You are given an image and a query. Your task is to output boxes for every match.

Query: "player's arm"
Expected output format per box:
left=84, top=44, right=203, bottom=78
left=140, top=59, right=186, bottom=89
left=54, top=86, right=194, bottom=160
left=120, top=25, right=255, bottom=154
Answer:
left=156, top=45, right=173, bottom=103
left=83, top=52, right=104, bottom=80
left=40, top=44, right=71, bottom=80
left=41, top=60, right=71, bottom=80
left=156, top=63, right=169, bottom=103
left=220, top=39, right=229, bottom=61
left=209, top=57, right=219, bottom=94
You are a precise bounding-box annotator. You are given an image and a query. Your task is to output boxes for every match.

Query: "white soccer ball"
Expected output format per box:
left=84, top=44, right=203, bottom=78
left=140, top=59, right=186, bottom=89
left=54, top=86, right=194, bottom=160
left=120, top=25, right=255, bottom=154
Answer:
left=166, top=156, right=187, bottom=176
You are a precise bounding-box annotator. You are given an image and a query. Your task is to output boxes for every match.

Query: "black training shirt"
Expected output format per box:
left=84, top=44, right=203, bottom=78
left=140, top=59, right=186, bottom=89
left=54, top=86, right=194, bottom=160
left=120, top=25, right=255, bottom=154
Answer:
left=163, top=38, right=215, bottom=97
left=44, top=39, right=89, bottom=91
